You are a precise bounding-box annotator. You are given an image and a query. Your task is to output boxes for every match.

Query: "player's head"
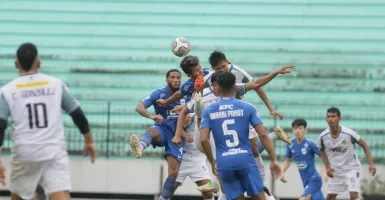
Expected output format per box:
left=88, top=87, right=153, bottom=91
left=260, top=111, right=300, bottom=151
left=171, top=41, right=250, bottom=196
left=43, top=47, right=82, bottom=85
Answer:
left=217, top=72, right=236, bottom=96
left=15, top=43, right=40, bottom=74
left=326, top=107, right=341, bottom=128
left=210, top=72, right=222, bottom=95
left=180, top=55, right=203, bottom=80
left=209, top=50, right=230, bottom=72
left=291, top=118, right=307, bottom=139
left=166, top=69, right=181, bottom=92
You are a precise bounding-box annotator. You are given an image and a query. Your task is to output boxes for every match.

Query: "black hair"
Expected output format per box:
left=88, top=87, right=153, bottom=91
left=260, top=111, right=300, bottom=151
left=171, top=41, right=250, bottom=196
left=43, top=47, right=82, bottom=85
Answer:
left=327, top=107, right=341, bottom=117
left=16, top=43, right=38, bottom=72
left=210, top=72, right=223, bottom=84
left=217, top=72, right=236, bottom=91
left=180, top=55, right=199, bottom=75
left=291, top=118, right=307, bottom=128
left=209, top=50, right=227, bottom=67
left=166, top=69, right=181, bottom=78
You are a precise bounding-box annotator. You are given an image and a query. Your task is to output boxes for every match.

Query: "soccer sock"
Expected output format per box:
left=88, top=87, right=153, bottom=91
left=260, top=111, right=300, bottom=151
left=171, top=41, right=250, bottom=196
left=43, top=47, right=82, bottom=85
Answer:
left=257, top=132, right=277, bottom=153
left=139, top=130, right=153, bottom=150
left=218, top=192, right=227, bottom=200
left=255, top=156, right=266, bottom=182
left=160, top=176, right=177, bottom=199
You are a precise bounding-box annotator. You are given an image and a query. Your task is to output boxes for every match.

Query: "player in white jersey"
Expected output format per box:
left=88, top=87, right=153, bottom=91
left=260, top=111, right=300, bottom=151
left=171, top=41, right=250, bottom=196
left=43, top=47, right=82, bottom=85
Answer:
left=317, top=107, right=376, bottom=200
left=172, top=113, right=215, bottom=200
left=0, top=43, right=97, bottom=200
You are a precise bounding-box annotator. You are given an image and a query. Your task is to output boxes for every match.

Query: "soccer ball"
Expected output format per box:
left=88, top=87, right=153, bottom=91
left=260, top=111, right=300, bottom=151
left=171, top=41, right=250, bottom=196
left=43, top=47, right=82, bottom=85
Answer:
left=171, top=37, right=190, bottom=57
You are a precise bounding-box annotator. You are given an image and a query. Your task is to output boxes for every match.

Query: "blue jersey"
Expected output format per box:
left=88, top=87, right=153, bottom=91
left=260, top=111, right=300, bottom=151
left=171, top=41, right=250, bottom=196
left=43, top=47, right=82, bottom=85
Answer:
left=179, top=68, right=211, bottom=101
left=142, top=85, right=183, bottom=133
left=201, top=97, right=263, bottom=171
left=285, top=138, right=321, bottom=187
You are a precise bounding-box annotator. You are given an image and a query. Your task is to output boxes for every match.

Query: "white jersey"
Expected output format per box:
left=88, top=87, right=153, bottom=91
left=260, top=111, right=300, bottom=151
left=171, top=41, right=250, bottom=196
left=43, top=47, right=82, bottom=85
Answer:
left=182, top=114, right=207, bottom=164
left=317, top=125, right=361, bottom=174
left=204, top=64, right=253, bottom=87
left=0, top=73, right=79, bottom=162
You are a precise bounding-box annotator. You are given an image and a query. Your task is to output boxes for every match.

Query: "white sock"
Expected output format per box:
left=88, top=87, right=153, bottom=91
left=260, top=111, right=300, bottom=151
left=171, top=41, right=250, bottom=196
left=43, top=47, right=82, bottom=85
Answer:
left=218, top=192, right=227, bottom=200
left=255, top=156, right=266, bottom=183
left=269, top=132, right=277, bottom=141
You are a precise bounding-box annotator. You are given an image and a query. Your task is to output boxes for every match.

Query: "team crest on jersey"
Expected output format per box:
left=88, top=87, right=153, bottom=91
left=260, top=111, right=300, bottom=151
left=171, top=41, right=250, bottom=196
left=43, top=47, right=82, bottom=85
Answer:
left=183, top=84, right=190, bottom=92
left=160, top=93, right=166, bottom=98
left=304, top=143, right=308, bottom=148
left=341, top=140, right=347, bottom=147
left=301, top=148, right=307, bottom=155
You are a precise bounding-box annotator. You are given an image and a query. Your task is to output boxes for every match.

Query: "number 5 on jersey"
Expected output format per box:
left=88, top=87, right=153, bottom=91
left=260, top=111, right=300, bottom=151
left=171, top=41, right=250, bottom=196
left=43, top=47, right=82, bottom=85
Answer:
left=222, top=119, right=239, bottom=147
left=26, top=103, right=48, bottom=129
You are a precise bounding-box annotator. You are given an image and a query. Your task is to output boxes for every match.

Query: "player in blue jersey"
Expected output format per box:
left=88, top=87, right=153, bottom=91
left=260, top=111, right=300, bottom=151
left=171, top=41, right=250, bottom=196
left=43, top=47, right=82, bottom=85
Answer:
left=280, top=119, right=325, bottom=200
left=156, top=56, right=209, bottom=107
left=129, top=69, right=185, bottom=200
left=200, top=72, right=281, bottom=200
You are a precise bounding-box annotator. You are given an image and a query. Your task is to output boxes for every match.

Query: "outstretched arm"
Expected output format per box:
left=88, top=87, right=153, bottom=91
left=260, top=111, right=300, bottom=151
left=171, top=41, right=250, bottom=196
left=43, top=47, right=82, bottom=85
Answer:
left=245, top=65, right=295, bottom=91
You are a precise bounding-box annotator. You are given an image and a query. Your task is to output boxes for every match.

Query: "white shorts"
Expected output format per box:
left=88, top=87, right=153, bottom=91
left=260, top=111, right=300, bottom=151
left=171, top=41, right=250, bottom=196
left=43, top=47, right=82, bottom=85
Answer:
left=328, top=169, right=361, bottom=194
left=9, top=155, right=71, bottom=199
left=177, top=162, right=211, bottom=184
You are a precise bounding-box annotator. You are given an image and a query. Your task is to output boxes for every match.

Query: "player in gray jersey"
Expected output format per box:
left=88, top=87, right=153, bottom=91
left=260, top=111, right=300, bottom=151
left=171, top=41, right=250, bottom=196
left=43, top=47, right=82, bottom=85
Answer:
left=317, top=107, right=376, bottom=200
left=0, top=43, right=97, bottom=200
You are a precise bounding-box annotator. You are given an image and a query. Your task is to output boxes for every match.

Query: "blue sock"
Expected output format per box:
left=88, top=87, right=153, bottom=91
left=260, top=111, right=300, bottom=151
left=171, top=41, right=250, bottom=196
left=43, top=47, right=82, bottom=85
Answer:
left=139, top=130, right=153, bottom=150
left=160, top=176, right=176, bottom=199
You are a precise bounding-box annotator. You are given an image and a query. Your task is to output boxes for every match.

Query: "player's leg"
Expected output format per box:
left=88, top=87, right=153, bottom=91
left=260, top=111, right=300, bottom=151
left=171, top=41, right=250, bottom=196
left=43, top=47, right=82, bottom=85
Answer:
left=129, top=126, right=162, bottom=158
left=191, top=164, right=215, bottom=199
left=326, top=173, right=347, bottom=200
left=10, top=160, right=43, bottom=200
left=35, top=185, right=46, bottom=200
left=196, top=179, right=215, bottom=200
left=160, top=155, right=181, bottom=200
left=300, top=177, right=324, bottom=200
left=256, top=126, right=291, bottom=153
left=218, top=169, right=244, bottom=200
left=347, top=170, right=361, bottom=200
left=40, top=153, right=71, bottom=200
left=239, top=164, right=265, bottom=200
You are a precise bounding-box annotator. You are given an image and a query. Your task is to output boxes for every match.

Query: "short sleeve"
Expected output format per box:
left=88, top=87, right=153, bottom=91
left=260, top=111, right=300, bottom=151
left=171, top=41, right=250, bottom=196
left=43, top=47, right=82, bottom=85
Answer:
left=285, top=144, right=292, bottom=158
left=142, top=89, right=159, bottom=108
left=249, top=106, right=263, bottom=126
left=61, top=83, right=80, bottom=114
left=349, top=130, right=360, bottom=143
left=200, top=108, right=211, bottom=129
left=235, top=83, right=246, bottom=98
left=311, top=141, right=321, bottom=156
left=0, top=90, right=10, bottom=120
left=179, top=79, right=193, bottom=97
left=317, top=135, right=325, bottom=151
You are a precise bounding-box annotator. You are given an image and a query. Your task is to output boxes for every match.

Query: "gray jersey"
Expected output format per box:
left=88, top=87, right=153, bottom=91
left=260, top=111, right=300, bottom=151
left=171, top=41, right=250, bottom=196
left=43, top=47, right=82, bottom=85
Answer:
left=317, top=125, right=361, bottom=175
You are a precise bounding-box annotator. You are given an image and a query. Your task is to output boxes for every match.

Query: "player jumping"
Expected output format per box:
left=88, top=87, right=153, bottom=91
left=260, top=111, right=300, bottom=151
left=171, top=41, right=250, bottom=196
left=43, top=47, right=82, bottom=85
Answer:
left=0, top=43, right=97, bottom=200
left=129, top=69, right=185, bottom=200
left=280, top=119, right=325, bottom=200
left=200, top=72, right=281, bottom=200
left=318, top=107, right=376, bottom=200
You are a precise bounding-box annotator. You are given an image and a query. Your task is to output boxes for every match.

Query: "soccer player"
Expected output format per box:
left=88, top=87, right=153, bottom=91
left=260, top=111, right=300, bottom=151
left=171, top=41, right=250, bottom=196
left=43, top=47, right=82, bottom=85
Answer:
left=0, top=43, right=97, bottom=200
left=200, top=72, right=281, bottom=200
left=280, top=119, right=325, bottom=200
left=129, top=69, right=185, bottom=200
left=317, top=107, right=377, bottom=200
left=173, top=113, right=216, bottom=200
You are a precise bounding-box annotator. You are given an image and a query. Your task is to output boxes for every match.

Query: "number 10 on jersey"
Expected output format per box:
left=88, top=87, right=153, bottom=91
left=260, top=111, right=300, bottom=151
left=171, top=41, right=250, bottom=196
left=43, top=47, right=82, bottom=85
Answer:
left=26, top=103, right=48, bottom=129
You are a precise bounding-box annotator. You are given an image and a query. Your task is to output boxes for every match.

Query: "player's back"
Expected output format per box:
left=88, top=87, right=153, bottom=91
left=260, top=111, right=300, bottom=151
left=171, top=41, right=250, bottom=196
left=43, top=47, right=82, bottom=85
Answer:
left=205, top=98, right=259, bottom=171
left=1, top=73, right=68, bottom=161
left=287, top=138, right=321, bottom=186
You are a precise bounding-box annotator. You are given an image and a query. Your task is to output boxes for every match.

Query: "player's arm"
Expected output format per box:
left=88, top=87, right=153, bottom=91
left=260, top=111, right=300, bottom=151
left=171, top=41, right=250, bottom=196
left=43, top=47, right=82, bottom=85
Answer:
left=200, top=109, right=216, bottom=175
left=175, top=105, right=192, bottom=139
left=136, top=90, right=163, bottom=124
left=245, top=65, right=294, bottom=92
left=61, top=84, right=96, bottom=163
left=249, top=137, right=260, bottom=158
left=317, top=136, right=333, bottom=178
left=280, top=144, right=293, bottom=182
left=357, top=138, right=376, bottom=175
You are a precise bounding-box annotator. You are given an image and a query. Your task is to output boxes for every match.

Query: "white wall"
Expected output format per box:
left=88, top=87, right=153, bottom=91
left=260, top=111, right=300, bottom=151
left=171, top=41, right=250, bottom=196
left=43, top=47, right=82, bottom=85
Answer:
left=0, top=156, right=383, bottom=199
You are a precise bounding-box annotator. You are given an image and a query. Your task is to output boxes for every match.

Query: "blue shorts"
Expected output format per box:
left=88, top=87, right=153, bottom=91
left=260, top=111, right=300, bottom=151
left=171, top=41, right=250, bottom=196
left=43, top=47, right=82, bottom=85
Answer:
left=302, top=177, right=324, bottom=200
left=153, top=125, right=185, bottom=162
left=218, top=165, right=264, bottom=199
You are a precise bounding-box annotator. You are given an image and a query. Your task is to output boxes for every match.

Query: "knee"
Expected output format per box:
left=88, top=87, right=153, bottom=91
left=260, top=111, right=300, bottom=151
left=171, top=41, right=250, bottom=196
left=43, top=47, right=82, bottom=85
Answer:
left=168, top=167, right=179, bottom=178
left=201, top=191, right=213, bottom=199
